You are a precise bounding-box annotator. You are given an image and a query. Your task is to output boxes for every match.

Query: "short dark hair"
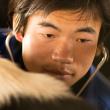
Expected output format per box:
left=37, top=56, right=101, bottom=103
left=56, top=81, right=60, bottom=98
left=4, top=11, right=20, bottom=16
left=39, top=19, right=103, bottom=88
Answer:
left=9, top=0, right=110, bottom=44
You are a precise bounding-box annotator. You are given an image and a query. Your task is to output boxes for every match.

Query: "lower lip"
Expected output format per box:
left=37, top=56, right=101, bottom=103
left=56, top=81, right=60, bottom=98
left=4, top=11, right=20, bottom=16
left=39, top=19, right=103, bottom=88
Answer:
left=53, top=74, right=74, bottom=81
left=43, top=68, right=74, bottom=80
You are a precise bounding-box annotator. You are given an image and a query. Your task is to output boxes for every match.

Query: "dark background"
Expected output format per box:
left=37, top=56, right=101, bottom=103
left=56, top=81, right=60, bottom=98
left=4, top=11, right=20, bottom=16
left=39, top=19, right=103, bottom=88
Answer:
left=0, top=0, right=9, bottom=28
left=100, top=39, right=110, bottom=80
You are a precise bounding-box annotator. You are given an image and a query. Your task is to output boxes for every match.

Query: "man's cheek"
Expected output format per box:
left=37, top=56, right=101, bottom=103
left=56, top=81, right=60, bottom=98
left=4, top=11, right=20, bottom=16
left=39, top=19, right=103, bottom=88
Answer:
left=76, top=56, right=94, bottom=74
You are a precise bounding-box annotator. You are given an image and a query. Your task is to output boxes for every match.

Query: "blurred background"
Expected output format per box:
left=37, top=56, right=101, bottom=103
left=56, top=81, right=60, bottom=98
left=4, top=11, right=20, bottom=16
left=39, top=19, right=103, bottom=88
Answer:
left=101, top=39, right=110, bottom=80
left=0, top=0, right=110, bottom=80
left=0, top=0, right=9, bottom=28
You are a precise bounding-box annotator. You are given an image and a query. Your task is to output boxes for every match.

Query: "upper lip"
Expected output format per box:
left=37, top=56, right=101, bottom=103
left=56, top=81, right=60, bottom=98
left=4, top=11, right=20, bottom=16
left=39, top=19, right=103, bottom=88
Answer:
left=63, top=68, right=75, bottom=75
left=43, top=66, right=75, bottom=76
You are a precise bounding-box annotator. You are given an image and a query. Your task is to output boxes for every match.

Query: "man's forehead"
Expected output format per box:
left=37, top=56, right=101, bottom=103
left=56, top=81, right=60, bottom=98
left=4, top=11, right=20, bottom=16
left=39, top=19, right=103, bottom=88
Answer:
left=29, top=10, right=102, bottom=31
left=33, top=10, right=101, bottom=22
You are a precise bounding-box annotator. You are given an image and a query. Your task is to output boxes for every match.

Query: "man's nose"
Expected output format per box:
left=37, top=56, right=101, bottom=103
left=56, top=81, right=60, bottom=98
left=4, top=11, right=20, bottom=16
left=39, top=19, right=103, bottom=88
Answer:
left=51, top=41, right=74, bottom=64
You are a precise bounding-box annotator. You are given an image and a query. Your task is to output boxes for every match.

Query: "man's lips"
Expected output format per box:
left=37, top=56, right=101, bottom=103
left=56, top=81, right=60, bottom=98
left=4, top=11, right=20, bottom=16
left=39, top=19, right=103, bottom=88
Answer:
left=43, top=66, right=75, bottom=76
left=42, top=65, right=76, bottom=86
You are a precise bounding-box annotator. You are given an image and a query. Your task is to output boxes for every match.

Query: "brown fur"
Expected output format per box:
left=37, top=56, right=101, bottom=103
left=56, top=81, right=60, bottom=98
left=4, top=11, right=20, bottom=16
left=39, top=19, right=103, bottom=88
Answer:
left=0, top=58, right=74, bottom=105
left=0, top=58, right=94, bottom=110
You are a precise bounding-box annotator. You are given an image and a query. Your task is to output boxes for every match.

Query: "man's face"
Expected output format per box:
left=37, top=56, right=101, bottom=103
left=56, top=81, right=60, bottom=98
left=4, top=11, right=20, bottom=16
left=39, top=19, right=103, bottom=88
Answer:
left=21, top=10, right=101, bottom=86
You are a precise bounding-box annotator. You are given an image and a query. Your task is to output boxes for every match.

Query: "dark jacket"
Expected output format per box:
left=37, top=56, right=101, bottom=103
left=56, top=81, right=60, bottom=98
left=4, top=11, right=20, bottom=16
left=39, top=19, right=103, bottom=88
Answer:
left=81, top=67, right=110, bottom=110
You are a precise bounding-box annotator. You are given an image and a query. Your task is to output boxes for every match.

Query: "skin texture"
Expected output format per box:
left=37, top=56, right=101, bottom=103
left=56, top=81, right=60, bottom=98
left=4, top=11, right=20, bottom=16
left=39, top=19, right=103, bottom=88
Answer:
left=16, top=10, right=102, bottom=86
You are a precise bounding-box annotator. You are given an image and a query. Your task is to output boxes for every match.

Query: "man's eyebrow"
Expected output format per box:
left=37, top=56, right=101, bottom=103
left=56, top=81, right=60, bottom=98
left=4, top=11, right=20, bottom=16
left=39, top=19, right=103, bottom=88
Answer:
left=38, top=22, right=61, bottom=31
left=76, top=27, right=96, bottom=34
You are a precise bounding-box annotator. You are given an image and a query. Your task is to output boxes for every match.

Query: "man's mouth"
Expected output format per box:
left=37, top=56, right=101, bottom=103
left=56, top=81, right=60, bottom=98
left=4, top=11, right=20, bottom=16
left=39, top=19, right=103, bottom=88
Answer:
left=42, top=66, right=75, bottom=80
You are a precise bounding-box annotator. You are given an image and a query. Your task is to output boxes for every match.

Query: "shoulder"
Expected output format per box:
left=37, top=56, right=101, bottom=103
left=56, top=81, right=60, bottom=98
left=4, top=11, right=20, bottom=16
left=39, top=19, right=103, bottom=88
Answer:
left=0, top=28, right=21, bottom=60
left=0, top=29, right=9, bottom=58
left=84, top=71, right=110, bottom=110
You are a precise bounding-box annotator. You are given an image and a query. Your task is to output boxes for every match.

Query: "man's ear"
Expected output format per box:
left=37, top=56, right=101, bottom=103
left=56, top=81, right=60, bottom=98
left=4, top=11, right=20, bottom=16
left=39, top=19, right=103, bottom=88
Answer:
left=15, top=33, right=23, bottom=42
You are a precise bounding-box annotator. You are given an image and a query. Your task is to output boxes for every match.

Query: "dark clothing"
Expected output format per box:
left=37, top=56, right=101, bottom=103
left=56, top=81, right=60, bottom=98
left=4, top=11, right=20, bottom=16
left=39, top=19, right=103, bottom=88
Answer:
left=0, top=30, right=25, bottom=69
left=0, top=30, right=110, bottom=110
left=82, top=72, right=110, bottom=110
left=72, top=66, right=110, bottom=110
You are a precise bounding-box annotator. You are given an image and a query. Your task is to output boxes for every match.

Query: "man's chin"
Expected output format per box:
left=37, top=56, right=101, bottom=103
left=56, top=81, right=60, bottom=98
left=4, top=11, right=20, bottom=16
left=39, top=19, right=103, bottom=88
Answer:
left=48, top=74, right=76, bottom=87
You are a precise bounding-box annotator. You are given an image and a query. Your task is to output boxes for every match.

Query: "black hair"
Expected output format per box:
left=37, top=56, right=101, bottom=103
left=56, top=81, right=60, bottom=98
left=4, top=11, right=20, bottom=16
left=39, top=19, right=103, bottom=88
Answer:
left=9, top=0, right=110, bottom=43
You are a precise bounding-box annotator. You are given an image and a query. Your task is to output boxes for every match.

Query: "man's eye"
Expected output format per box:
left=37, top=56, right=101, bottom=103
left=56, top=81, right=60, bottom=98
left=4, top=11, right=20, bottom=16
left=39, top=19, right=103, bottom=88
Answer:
left=77, top=39, right=91, bottom=43
left=44, top=34, right=55, bottom=38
